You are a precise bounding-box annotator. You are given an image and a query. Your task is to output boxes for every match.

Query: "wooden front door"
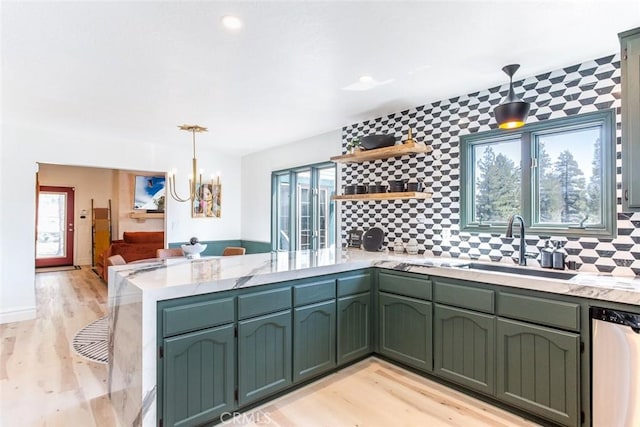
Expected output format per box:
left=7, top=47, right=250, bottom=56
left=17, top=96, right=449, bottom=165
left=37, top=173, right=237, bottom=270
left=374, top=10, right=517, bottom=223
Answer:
left=36, top=186, right=75, bottom=267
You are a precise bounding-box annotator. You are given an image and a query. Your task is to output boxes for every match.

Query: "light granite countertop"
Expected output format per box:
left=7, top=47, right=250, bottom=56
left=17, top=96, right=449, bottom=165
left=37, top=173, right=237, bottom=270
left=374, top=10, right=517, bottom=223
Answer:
left=107, top=247, right=640, bottom=427
left=111, top=247, right=640, bottom=306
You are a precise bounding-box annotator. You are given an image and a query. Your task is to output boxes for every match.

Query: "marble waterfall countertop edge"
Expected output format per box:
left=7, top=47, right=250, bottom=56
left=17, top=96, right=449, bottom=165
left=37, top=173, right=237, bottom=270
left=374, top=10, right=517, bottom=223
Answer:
left=109, top=248, right=640, bottom=306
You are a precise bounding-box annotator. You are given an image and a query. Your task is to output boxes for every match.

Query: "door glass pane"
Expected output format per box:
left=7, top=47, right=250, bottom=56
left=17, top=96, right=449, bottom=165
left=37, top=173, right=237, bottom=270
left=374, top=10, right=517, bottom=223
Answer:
left=276, top=174, right=290, bottom=251
left=36, top=193, right=67, bottom=258
left=318, top=166, right=335, bottom=249
left=296, top=170, right=311, bottom=250
left=272, top=163, right=336, bottom=252
left=472, top=138, right=521, bottom=223
left=535, top=126, right=602, bottom=225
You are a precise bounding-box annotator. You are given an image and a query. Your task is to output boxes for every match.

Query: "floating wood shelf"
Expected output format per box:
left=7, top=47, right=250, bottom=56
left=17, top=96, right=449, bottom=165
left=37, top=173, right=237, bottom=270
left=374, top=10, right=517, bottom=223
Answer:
left=129, top=212, right=164, bottom=222
left=332, top=191, right=432, bottom=201
left=330, top=142, right=432, bottom=163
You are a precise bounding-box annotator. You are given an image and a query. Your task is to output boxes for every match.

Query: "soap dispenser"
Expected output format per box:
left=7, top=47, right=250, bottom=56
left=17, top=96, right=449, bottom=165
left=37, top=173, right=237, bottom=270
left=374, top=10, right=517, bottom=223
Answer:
left=552, top=241, right=567, bottom=270
left=541, top=240, right=553, bottom=268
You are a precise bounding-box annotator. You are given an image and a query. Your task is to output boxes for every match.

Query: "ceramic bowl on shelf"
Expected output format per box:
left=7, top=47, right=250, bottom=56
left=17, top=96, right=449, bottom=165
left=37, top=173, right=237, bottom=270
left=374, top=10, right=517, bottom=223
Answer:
left=407, top=181, right=423, bottom=192
left=181, top=243, right=207, bottom=259
left=368, top=184, right=388, bottom=194
left=388, top=180, right=406, bottom=192
left=360, top=134, right=396, bottom=150
left=344, top=184, right=367, bottom=195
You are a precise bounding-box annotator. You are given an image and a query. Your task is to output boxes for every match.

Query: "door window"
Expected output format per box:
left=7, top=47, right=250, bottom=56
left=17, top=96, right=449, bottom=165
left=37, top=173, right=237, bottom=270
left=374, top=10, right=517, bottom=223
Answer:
left=36, top=186, right=75, bottom=267
left=272, top=163, right=336, bottom=251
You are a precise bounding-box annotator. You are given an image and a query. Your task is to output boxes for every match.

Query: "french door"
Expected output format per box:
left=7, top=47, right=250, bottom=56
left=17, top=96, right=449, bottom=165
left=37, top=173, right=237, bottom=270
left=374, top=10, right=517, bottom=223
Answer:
left=272, top=163, right=336, bottom=251
left=35, top=186, right=75, bottom=267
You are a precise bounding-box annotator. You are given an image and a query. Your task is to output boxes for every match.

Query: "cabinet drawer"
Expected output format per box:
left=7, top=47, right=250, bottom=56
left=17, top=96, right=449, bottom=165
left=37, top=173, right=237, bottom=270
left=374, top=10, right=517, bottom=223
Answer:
left=379, top=271, right=432, bottom=301
left=498, top=292, right=580, bottom=332
left=294, top=279, right=336, bottom=306
left=337, top=272, right=371, bottom=296
left=162, top=297, right=234, bottom=337
left=238, top=287, right=292, bottom=320
left=434, top=280, right=494, bottom=313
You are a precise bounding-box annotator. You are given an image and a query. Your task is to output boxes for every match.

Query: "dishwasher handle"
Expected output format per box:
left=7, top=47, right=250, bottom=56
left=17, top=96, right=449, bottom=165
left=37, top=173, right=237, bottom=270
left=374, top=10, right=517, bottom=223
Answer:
left=591, top=307, right=640, bottom=333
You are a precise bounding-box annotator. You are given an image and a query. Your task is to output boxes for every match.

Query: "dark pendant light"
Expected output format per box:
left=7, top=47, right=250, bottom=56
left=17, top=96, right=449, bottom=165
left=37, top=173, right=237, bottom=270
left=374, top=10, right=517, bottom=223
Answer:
left=494, top=64, right=530, bottom=129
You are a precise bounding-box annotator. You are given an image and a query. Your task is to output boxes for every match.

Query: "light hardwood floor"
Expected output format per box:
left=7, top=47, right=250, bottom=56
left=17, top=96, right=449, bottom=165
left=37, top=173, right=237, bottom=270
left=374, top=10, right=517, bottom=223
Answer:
left=0, top=267, right=120, bottom=427
left=0, top=267, right=539, bottom=427
left=235, top=359, right=539, bottom=427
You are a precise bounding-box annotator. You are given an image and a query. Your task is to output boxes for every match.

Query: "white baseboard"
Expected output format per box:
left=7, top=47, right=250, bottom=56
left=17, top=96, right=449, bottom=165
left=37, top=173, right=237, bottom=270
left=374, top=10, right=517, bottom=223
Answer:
left=76, top=257, right=92, bottom=266
left=0, top=306, right=36, bottom=324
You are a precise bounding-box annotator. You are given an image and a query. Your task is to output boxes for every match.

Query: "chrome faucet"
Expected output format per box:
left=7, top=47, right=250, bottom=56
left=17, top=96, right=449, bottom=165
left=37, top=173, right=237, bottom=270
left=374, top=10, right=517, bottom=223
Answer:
left=506, top=214, right=527, bottom=266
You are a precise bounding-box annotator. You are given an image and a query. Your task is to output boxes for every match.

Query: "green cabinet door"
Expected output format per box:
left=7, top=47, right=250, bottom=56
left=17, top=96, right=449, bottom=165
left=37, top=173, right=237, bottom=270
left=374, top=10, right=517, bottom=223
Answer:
left=163, top=324, right=235, bottom=427
left=238, top=310, right=292, bottom=407
left=620, top=27, right=640, bottom=210
left=337, top=292, right=372, bottom=365
left=378, top=292, right=432, bottom=372
left=433, top=304, right=495, bottom=395
left=293, top=300, right=336, bottom=382
left=496, top=318, right=580, bottom=427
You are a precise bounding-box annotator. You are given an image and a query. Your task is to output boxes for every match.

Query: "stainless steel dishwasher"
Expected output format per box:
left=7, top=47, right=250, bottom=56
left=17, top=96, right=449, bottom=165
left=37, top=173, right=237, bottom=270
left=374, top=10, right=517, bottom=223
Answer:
left=591, top=307, right=640, bottom=426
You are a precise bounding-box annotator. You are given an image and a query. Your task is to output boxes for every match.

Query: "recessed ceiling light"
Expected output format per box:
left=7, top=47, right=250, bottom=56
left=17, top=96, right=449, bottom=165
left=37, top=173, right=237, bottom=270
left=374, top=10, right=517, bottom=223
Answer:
left=343, top=76, right=395, bottom=91
left=221, top=15, right=243, bottom=31
left=359, top=75, right=374, bottom=84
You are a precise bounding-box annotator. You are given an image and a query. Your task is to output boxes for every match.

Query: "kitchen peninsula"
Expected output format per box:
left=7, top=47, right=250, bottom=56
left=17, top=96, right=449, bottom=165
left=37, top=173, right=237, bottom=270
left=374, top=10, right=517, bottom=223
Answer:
left=108, top=249, right=640, bottom=427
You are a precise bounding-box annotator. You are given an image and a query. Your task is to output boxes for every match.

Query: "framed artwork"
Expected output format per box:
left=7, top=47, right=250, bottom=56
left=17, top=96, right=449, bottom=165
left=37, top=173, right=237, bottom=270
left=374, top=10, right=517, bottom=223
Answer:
left=133, top=175, right=165, bottom=212
left=192, top=183, right=222, bottom=218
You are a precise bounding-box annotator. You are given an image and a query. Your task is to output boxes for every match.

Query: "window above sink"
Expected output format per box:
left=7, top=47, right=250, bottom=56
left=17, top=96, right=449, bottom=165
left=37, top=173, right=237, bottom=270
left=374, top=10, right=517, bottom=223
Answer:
left=459, top=109, right=617, bottom=238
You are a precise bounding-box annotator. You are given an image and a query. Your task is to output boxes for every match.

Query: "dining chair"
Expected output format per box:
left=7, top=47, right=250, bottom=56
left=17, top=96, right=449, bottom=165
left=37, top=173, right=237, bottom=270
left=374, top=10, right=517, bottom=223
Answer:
left=107, top=254, right=126, bottom=266
left=156, top=248, right=185, bottom=259
left=222, top=246, right=246, bottom=256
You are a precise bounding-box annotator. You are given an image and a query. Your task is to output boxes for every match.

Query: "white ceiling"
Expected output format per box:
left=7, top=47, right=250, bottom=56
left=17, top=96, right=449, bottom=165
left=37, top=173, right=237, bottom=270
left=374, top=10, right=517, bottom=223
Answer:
left=3, top=1, right=640, bottom=157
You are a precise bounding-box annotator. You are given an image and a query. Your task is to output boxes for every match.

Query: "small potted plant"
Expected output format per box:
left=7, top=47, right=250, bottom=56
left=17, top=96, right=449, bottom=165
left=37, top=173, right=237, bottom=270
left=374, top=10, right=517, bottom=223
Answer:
left=346, top=137, right=361, bottom=154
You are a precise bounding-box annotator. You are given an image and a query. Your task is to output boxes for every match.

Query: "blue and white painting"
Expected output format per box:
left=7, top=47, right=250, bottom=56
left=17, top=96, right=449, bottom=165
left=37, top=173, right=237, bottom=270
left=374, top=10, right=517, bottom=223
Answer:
left=134, top=175, right=166, bottom=211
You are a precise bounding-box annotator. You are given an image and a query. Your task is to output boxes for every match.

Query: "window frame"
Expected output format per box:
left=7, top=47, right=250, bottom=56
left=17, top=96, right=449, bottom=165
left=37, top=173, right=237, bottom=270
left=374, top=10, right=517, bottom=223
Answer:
left=271, top=161, right=337, bottom=251
left=460, top=109, right=616, bottom=238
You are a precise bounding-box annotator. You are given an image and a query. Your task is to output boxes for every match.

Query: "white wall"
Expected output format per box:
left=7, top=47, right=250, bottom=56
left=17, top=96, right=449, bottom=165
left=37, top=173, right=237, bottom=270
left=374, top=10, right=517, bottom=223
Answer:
left=241, top=130, right=342, bottom=243
left=0, top=122, right=242, bottom=323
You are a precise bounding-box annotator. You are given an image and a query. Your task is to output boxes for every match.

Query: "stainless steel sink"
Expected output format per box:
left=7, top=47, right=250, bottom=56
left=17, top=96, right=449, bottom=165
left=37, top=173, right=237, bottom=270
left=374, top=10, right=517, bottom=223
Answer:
left=464, top=262, right=578, bottom=280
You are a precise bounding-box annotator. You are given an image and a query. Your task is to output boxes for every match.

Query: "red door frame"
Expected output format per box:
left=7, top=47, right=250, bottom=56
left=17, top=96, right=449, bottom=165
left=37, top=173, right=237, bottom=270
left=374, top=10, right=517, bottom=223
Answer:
left=35, top=186, right=75, bottom=267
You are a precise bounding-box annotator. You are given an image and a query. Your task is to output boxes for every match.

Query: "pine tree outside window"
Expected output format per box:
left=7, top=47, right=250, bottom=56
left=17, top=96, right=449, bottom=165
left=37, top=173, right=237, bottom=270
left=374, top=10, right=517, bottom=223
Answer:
left=460, top=109, right=616, bottom=238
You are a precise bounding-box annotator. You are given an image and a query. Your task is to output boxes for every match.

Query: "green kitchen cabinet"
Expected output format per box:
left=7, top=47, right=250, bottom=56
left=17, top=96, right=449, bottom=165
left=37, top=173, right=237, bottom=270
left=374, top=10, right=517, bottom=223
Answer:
left=162, top=324, right=235, bottom=427
left=337, top=292, right=372, bottom=365
left=378, top=292, right=432, bottom=372
left=238, top=310, right=292, bottom=407
left=293, top=300, right=336, bottom=382
left=496, top=318, right=580, bottom=427
left=620, top=27, right=640, bottom=210
left=378, top=270, right=432, bottom=300
left=433, top=304, right=495, bottom=395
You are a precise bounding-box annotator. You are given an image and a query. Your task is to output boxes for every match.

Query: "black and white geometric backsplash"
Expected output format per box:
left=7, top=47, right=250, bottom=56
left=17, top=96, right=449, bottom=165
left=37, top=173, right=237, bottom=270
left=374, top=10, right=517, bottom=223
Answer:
left=340, top=54, right=640, bottom=276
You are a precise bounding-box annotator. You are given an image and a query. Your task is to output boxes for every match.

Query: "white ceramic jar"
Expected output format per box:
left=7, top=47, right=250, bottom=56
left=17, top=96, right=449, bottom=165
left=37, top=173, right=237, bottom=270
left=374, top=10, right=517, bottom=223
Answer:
left=393, top=238, right=404, bottom=254
left=405, top=238, right=419, bottom=255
